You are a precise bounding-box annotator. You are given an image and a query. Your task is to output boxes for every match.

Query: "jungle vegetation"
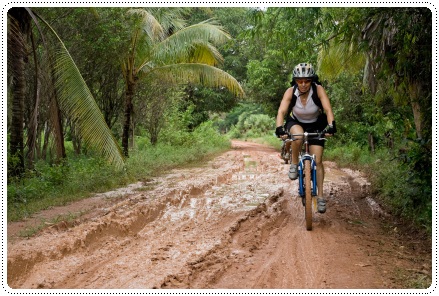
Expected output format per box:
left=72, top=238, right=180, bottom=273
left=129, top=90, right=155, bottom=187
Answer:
left=6, top=7, right=432, bottom=233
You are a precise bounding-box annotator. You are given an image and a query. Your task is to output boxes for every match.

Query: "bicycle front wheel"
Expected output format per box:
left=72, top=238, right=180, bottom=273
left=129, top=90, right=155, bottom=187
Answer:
left=304, top=159, right=313, bottom=231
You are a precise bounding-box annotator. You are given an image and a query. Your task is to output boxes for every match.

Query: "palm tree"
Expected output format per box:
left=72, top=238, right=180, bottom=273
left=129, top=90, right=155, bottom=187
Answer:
left=7, top=8, right=30, bottom=177
left=7, top=8, right=125, bottom=178
left=121, top=8, right=244, bottom=156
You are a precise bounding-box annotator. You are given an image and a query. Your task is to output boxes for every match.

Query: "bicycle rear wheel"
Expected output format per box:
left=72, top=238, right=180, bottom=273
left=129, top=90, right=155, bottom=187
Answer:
left=304, top=159, right=313, bottom=231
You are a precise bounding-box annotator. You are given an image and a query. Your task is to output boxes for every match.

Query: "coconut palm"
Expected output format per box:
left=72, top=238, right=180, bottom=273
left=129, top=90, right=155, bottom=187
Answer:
left=121, top=8, right=244, bottom=156
left=7, top=8, right=30, bottom=177
left=7, top=8, right=125, bottom=178
left=317, top=41, right=365, bottom=82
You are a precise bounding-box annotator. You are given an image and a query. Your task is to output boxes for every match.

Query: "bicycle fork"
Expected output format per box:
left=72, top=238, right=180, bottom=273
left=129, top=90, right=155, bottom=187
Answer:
left=298, top=153, right=318, bottom=197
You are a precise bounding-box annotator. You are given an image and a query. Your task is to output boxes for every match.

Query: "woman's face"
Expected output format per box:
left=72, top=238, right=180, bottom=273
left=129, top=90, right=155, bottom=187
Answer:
left=296, top=78, right=312, bottom=93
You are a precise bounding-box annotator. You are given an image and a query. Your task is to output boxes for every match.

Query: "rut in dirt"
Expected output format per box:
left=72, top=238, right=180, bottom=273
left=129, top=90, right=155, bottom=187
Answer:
left=6, top=141, right=432, bottom=289
left=7, top=142, right=284, bottom=288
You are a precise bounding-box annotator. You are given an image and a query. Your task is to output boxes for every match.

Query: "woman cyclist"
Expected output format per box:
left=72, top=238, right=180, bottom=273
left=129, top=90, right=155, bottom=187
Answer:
left=275, top=63, right=336, bottom=213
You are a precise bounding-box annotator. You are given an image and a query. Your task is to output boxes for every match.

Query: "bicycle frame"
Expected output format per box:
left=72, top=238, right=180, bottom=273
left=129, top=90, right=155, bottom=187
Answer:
left=298, top=151, right=318, bottom=197
left=289, top=131, right=326, bottom=231
left=289, top=132, right=322, bottom=196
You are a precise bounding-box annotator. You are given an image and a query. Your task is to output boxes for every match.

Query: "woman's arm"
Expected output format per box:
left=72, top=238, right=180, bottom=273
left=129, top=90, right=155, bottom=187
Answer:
left=276, top=87, right=294, bottom=127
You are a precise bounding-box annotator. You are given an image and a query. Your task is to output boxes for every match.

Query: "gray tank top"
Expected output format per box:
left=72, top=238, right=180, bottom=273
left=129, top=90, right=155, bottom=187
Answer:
left=292, top=87, right=320, bottom=123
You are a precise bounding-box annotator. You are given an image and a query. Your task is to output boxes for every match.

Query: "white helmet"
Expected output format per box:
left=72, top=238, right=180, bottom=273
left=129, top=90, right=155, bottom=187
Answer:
left=292, top=63, right=315, bottom=79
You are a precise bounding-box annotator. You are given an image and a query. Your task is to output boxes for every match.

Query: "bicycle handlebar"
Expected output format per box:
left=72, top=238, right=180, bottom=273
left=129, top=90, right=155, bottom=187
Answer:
left=288, top=130, right=328, bottom=141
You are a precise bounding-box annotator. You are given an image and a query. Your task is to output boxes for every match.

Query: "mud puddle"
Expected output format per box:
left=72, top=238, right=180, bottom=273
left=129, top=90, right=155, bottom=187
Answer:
left=6, top=140, right=432, bottom=289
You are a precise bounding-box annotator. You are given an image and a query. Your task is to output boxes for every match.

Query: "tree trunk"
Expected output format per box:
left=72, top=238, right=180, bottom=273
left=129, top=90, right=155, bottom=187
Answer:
left=410, top=100, right=422, bottom=140
left=25, top=31, right=40, bottom=169
left=130, top=121, right=135, bottom=149
left=48, top=66, right=67, bottom=162
left=49, top=96, right=66, bottom=161
left=364, top=56, right=377, bottom=95
left=69, top=122, right=82, bottom=155
left=122, top=81, right=135, bottom=157
left=41, top=122, right=50, bottom=161
left=7, top=8, right=30, bottom=177
left=408, top=82, right=423, bottom=139
left=368, top=133, right=375, bottom=153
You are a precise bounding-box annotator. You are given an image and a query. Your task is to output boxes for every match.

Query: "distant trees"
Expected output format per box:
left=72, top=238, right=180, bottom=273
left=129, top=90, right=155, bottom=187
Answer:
left=7, top=6, right=431, bottom=184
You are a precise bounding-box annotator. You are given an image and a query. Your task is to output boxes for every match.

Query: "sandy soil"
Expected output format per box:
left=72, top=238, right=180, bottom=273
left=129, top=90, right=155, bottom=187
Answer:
left=6, top=140, right=432, bottom=289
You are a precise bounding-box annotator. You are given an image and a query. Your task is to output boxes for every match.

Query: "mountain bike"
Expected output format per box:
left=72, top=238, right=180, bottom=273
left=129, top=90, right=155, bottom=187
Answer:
left=283, top=130, right=327, bottom=231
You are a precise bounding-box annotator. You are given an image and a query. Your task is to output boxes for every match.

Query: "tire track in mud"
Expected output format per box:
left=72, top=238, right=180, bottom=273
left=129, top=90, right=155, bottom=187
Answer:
left=8, top=151, right=244, bottom=288
left=7, top=144, right=288, bottom=288
left=7, top=141, right=432, bottom=289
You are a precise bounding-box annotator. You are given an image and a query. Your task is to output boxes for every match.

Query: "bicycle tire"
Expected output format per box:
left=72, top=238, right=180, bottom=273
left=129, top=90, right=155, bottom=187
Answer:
left=304, top=159, right=313, bottom=231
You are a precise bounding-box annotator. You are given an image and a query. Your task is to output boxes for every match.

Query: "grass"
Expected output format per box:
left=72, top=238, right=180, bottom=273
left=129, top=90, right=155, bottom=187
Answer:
left=392, top=267, right=431, bottom=289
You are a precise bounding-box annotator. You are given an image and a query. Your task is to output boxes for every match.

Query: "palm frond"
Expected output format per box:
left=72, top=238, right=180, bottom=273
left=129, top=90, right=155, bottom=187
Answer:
left=146, top=7, right=188, bottom=32
left=151, top=63, right=244, bottom=98
left=37, top=16, right=125, bottom=169
left=151, top=22, right=230, bottom=66
left=188, top=42, right=224, bottom=66
left=317, top=41, right=365, bottom=81
left=128, top=8, right=165, bottom=43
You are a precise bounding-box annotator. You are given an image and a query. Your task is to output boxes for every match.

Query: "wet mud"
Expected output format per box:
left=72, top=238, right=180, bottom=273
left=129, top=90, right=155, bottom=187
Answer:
left=6, top=140, right=432, bottom=289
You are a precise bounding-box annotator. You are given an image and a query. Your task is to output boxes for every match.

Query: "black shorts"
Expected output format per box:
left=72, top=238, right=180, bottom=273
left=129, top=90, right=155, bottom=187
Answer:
left=285, top=113, right=327, bottom=147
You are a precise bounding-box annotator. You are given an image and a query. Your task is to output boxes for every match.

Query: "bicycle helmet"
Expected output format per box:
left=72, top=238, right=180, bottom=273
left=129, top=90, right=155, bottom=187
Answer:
left=292, top=63, right=315, bottom=79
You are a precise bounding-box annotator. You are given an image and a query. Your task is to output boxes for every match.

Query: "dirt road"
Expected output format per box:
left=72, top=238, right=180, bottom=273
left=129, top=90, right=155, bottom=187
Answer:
left=6, top=140, right=432, bottom=289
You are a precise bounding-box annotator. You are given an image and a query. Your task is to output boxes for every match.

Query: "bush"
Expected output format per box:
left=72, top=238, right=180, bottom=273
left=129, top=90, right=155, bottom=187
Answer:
left=216, top=102, right=269, bottom=134
left=226, top=109, right=274, bottom=139
left=372, top=139, right=432, bottom=231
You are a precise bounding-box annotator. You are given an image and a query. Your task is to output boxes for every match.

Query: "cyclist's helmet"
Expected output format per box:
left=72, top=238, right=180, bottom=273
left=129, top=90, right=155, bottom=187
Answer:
left=292, top=63, right=315, bottom=79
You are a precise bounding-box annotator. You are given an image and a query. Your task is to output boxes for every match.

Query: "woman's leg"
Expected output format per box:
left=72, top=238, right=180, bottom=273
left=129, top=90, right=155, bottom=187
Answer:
left=288, top=124, right=304, bottom=165
left=310, top=144, right=327, bottom=213
left=309, top=145, right=324, bottom=197
left=286, top=124, right=304, bottom=180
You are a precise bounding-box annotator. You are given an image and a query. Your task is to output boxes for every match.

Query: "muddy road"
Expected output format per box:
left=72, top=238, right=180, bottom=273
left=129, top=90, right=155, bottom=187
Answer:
left=6, top=140, right=432, bottom=289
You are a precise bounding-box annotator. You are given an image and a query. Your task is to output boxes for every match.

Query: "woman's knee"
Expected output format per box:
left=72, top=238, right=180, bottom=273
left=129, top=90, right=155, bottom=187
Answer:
left=311, top=146, right=324, bottom=164
left=289, top=125, right=304, bottom=143
left=289, top=124, right=304, bottom=134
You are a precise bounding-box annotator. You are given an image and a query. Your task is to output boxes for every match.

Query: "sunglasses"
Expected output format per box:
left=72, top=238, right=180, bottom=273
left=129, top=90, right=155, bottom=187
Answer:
left=296, top=79, right=312, bottom=85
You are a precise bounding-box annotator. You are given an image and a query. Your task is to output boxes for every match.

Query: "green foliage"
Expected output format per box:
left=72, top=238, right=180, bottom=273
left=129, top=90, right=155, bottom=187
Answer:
left=180, top=85, right=238, bottom=130
left=246, top=58, right=288, bottom=108
left=215, top=102, right=266, bottom=133
left=233, top=113, right=273, bottom=139
left=371, top=155, right=431, bottom=232
left=325, top=142, right=371, bottom=166
left=214, top=102, right=274, bottom=139
left=325, top=140, right=432, bottom=233
left=125, top=120, right=230, bottom=178
left=243, top=7, right=326, bottom=112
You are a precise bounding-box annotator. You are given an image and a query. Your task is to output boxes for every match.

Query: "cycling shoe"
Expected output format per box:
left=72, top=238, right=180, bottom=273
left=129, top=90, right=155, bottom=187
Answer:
left=317, top=198, right=326, bottom=213
left=288, top=164, right=298, bottom=180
